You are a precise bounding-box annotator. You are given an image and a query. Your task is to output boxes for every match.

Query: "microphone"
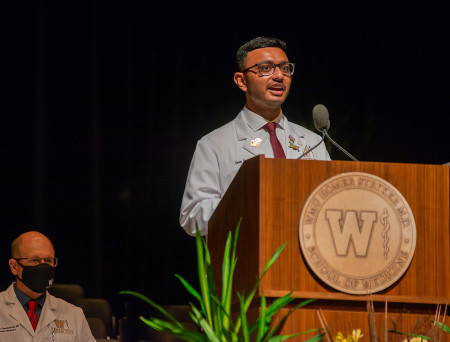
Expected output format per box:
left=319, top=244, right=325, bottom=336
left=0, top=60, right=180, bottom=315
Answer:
left=297, top=104, right=328, bottom=159
left=298, top=104, right=358, bottom=161
left=314, top=104, right=358, bottom=161
left=312, top=104, right=330, bottom=132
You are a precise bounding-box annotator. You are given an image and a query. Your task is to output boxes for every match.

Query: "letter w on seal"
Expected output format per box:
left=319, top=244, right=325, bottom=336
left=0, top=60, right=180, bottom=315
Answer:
left=326, top=210, right=377, bottom=257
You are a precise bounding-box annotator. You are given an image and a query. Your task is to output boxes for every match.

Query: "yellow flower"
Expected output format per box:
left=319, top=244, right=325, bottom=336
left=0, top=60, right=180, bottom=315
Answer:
left=334, top=332, right=347, bottom=342
left=334, top=329, right=363, bottom=342
left=352, top=329, right=363, bottom=341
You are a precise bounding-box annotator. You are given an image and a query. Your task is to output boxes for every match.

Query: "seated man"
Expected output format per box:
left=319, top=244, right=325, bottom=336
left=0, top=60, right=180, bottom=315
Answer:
left=0, top=231, right=96, bottom=341
left=180, top=36, right=330, bottom=236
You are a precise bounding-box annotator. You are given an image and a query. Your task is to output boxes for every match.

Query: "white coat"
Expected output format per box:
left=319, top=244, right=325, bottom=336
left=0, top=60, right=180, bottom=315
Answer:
left=0, top=283, right=96, bottom=342
left=179, top=107, right=331, bottom=236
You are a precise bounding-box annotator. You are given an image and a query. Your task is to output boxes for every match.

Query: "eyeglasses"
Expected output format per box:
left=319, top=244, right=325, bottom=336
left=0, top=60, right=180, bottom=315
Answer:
left=241, top=62, right=295, bottom=76
left=15, top=257, right=58, bottom=267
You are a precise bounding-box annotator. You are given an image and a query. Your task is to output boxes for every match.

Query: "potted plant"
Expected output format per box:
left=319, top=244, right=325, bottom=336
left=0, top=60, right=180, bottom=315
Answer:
left=121, top=219, right=322, bottom=342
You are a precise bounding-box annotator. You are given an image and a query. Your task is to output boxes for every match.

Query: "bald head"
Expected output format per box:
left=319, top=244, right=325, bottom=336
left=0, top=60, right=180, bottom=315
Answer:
left=9, top=231, right=56, bottom=298
left=11, top=231, right=55, bottom=259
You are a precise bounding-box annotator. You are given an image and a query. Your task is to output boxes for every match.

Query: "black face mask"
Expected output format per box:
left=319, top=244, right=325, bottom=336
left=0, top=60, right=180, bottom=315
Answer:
left=16, top=262, right=55, bottom=293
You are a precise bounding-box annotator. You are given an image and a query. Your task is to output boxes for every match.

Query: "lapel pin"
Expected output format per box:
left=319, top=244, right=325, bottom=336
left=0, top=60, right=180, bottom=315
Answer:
left=250, top=138, right=262, bottom=147
left=301, top=145, right=314, bottom=158
left=288, top=135, right=300, bottom=151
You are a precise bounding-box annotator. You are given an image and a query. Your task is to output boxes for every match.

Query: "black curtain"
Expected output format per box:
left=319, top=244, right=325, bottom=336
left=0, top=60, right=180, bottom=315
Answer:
left=1, top=0, right=449, bottom=318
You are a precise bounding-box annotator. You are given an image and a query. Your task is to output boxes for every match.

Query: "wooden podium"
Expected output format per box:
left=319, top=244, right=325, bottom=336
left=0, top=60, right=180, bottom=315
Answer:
left=208, top=156, right=450, bottom=340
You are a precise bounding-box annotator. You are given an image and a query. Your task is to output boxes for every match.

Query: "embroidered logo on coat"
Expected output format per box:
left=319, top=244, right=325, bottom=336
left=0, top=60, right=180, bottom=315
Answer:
left=52, top=320, right=74, bottom=334
left=54, top=320, right=65, bottom=329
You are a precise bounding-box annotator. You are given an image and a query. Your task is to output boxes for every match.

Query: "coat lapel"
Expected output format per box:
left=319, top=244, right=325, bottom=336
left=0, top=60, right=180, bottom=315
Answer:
left=38, top=294, right=57, bottom=331
left=4, top=284, right=35, bottom=337
left=235, top=111, right=272, bottom=157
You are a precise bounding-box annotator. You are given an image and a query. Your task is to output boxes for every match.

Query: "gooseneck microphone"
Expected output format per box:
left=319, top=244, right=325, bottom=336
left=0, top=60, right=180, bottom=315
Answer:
left=298, top=104, right=358, bottom=161
left=314, top=104, right=358, bottom=161
left=312, top=104, right=330, bottom=132
left=297, top=104, right=328, bottom=159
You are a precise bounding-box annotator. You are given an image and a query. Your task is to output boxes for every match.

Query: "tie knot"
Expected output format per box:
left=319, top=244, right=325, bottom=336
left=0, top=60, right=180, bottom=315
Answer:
left=264, top=122, right=277, bottom=134
left=28, top=300, right=37, bottom=311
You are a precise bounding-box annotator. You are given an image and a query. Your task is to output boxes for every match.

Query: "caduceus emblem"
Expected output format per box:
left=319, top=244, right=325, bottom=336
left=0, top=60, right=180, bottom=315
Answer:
left=381, top=208, right=390, bottom=259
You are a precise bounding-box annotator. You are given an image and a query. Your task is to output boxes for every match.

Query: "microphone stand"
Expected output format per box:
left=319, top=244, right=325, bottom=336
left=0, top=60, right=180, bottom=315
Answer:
left=323, top=129, right=358, bottom=161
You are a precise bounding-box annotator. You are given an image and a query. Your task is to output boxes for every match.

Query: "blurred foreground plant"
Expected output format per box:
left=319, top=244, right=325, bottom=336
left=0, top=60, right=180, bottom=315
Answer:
left=334, top=329, right=363, bottom=342
left=388, top=304, right=449, bottom=341
left=121, top=219, right=322, bottom=342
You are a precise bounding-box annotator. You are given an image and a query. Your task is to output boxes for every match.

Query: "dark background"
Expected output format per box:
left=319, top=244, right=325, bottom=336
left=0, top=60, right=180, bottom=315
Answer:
left=1, top=1, right=449, bottom=320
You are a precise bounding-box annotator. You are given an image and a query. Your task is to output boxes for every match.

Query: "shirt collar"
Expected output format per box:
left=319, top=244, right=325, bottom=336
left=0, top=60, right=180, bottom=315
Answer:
left=13, top=282, right=46, bottom=308
left=242, top=106, right=286, bottom=131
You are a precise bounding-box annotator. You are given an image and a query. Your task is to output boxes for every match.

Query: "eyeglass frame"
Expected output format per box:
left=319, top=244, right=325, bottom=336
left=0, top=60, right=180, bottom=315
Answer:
left=241, top=61, right=295, bottom=76
left=14, top=257, right=58, bottom=267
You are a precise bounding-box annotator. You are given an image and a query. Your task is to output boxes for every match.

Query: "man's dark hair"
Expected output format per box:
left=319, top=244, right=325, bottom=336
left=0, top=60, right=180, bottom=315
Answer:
left=236, top=36, right=288, bottom=70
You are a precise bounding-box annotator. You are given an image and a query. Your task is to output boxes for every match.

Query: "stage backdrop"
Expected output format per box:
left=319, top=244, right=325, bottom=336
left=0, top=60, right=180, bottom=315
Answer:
left=1, top=0, right=449, bottom=318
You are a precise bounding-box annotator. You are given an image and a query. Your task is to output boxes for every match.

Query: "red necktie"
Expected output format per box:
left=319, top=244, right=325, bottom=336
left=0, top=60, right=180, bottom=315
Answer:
left=27, top=300, right=38, bottom=330
left=264, top=122, right=286, bottom=158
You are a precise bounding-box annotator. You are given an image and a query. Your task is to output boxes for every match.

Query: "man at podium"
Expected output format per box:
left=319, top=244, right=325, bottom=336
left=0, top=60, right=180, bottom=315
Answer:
left=180, top=36, right=330, bottom=236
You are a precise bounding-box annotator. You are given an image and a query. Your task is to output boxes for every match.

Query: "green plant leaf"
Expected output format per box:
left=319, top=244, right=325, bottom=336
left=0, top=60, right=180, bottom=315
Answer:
left=204, top=247, right=222, bottom=335
left=263, top=308, right=291, bottom=340
left=305, top=332, right=326, bottom=342
left=261, top=242, right=287, bottom=276
left=175, top=274, right=202, bottom=303
left=294, top=298, right=316, bottom=309
left=119, top=290, right=182, bottom=327
left=264, top=292, right=295, bottom=319
left=431, top=320, right=450, bottom=333
left=195, top=227, right=212, bottom=326
left=248, top=242, right=287, bottom=305
left=140, top=317, right=181, bottom=334
left=266, top=329, right=322, bottom=342
left=140, top=316, right=207, bottom=342
left=257, top=294, right=267, bottom=341
left=260, top=299, right=317, bottom=341
left=235, top=242, right=287, bottom=334
left=221, top=230, right=233, bottom=302
left=121, top=220, right=318, bottom=342
left=221, top=221, right=241, bottom=331
left=266, top=335, right=300, bottom=342
left=388, top=329, right=431, bottom=340
left=191, top=304, right=221, bottom=342
left=237, top=292, right=250, bottom=342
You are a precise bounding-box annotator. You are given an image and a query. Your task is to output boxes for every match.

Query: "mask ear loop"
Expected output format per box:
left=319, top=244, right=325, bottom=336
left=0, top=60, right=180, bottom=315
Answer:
left=14, top=260, right=25, bottom=283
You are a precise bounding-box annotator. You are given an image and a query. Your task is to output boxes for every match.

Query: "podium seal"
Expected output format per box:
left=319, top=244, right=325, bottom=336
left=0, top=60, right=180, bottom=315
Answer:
left=299, top=172, right=416, bottom=294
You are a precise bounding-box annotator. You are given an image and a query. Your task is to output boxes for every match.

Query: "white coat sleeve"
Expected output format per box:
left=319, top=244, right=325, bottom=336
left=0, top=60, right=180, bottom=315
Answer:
left=179, top=138, right=222, bottom=236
